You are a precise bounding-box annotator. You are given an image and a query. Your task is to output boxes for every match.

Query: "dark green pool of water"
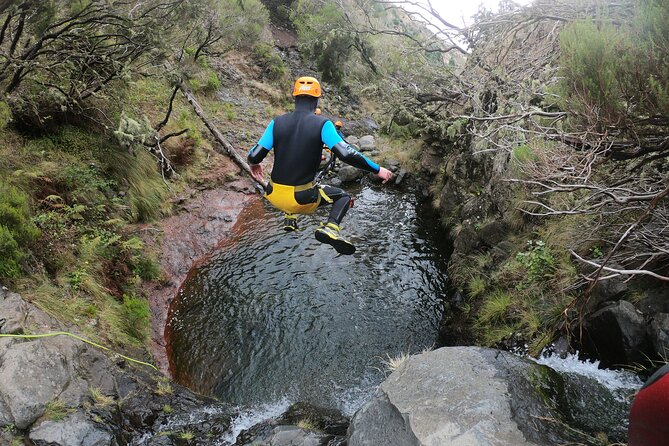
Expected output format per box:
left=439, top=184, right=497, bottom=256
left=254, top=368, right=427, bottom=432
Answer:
left=166, top=185, right=452, bottom=415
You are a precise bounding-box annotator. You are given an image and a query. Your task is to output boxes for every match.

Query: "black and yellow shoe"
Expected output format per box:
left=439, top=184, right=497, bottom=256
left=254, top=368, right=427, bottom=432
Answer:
left=315, top=222, right=356, bottom=255
left=283, top=213, right=299, bottom=232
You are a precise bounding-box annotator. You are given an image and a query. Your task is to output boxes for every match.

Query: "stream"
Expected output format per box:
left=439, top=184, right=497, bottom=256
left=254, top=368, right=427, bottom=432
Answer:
left=166, top=184, right=453, bottom=419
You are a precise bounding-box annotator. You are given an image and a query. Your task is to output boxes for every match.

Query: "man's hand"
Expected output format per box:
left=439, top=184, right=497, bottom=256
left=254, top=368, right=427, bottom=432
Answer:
left=377, top=166, right=393, bottom=184
left=250, top=164, right=264, bottom=182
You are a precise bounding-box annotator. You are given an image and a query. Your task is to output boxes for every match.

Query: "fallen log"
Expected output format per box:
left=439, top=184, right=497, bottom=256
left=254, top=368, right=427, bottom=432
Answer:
left=178, top=81, right=268, bottom=192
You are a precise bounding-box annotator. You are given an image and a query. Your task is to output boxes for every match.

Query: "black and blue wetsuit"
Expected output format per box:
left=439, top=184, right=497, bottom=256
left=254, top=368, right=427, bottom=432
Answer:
left=248, top=97, right=379, bottom=224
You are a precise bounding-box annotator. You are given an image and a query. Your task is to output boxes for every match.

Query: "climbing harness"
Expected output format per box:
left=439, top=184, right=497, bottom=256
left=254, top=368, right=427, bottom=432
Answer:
left=0, top=331, right=158, bottom=371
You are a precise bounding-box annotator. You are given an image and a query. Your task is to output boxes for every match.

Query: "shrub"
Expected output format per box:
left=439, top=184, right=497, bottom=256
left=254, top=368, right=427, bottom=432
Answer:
left=556, top=2, right=669, bottom=128
left=0, top=183, right=40, bottom=280
left=515, top=240, right=556, bottom=281
left=104, top=150, right=171, bottom=222
left=0, top=226, right=22, bottom=279
left=253, top=43, right=287, bottom=80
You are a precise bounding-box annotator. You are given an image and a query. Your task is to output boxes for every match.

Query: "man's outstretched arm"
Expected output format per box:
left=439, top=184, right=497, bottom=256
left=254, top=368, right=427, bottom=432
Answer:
left=321, top=121, right=392, bottom=183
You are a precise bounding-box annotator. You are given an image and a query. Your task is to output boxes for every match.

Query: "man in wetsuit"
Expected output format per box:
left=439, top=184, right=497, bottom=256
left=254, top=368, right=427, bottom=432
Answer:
left=247, top=76, right=393, bottom=255
left=628, top=362, right=669, bottom=445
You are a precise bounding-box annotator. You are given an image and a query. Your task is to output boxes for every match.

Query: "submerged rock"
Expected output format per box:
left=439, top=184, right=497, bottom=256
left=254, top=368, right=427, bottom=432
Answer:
left=235, top=402, right=348, bottom=446
left=348, top=347, right=632, bottom=445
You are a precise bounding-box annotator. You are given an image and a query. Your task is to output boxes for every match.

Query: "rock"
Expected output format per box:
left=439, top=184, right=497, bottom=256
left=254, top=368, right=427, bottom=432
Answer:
left=235, top=402, right=348, bottom=446
left=438, top=182, right=460, bottom=219
left=328, top=176, right=343, bottom=187
left=589, top=278, right=630, bottom=309
left=386, top=158, right=400, bottom=172
left=346, top=136, right=359, bottom=146
left=346, top=118, right=379, bottom=136
left=453, top=223, right=480, bottom=254
left=478, top=220, right=507, bottom=247
left=348, top=347, right=631, bottom=446
left=337, top=166, right=363, bottom=183
left=0, top=291, right=235, bottom=443
left=394, top=169, right=407, bottom=185
left=636, top=285, right=669, bottom=314
left=648, top=313, right=669, bottom=358
left=492, top=240, right=515, bottom=260
left=0, top=289, right=28, bottom=334
left=29, top=411, right=112, bottom=446
left=559, top=372, right=630, bottom=441
left=277, top=402, right=349, bottom=437
left=0, top=336, right=81, bottom=429
left=584, top=300, right=653, bottom=368
left=263, top=425, right=328, bottom=446
left=419, top=147, right=442, bottom=175
left=357, top=135, right=375, bottom=152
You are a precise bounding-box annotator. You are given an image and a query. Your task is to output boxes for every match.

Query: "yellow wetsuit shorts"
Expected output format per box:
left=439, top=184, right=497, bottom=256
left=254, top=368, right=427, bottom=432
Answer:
left=265, top=181, right=331, bottom=214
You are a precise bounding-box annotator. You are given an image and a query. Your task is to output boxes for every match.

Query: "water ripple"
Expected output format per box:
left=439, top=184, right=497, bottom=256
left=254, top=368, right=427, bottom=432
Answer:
left=167, top=185, right=452, bottom=415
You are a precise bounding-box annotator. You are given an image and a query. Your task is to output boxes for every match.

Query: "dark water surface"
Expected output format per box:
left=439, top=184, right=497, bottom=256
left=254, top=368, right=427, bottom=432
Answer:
left=166, top=185, right=452, bottom=415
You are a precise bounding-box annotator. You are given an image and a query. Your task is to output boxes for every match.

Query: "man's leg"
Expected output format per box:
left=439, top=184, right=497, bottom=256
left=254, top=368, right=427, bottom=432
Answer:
left=318, top=185, right=351, bottom=224
left=313, top=185, right=355, bottom=255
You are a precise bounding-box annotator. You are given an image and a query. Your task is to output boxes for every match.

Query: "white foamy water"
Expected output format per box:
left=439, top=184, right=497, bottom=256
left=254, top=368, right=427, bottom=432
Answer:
left=219, top=398, right=292, bottom=444
left=534, top=352, right=643, bottom=393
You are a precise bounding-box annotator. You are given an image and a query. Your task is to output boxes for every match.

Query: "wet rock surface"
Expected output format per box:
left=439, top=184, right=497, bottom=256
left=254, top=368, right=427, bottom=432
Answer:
left=142, top=176, right=257, bottom=373
left=234, top=402, right=349, bottom=446
left=583, top=300, right=653, bottom=368
left=348, top=347, right=632, bottom=446
left=0, top=288, right=234, bottom=445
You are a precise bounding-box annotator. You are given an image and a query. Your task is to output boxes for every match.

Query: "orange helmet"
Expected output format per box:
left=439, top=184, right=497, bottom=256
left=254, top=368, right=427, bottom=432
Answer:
left=335, top=120, right=343, bottom=128
left=293, top=76, right=321, bottom=98
left=315, top=108, right=322, bottom=115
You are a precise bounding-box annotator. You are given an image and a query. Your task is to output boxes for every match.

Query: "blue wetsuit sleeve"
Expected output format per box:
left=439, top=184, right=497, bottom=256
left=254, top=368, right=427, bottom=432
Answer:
left=257, top=120, right=274, bottom=150
left=321, top=121, right=343, bottom=148
left=248, top=120, right=274, bottom=164
left=322, top=121, right=380, bottom=174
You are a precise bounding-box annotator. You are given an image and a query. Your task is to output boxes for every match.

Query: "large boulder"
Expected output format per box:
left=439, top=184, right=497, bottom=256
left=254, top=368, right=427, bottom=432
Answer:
left=648, top=313, right=669, bottom=358
left=29, top=412, right=112, bottom=446
left=344, top=118, right=379, bottom=137
left=337, top=165, right=363, bottom=183
left=357, top=135, right=375, bottom=152
left=348, top=347, right=633, bottom=445
left=583, top=300, right=653, bottom=368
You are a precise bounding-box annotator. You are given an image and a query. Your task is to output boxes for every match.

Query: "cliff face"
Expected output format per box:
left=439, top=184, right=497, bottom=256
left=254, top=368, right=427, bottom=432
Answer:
left=417, top=0, right=669, bottom=362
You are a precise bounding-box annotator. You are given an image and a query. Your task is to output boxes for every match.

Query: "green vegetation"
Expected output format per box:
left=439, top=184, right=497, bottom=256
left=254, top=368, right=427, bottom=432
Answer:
left=44, top=399, right=72, bottom=421
left=254, top=43, right=288, bottom=80
left=155, top=377, right=174, bottom=396
left=555, top=0, right=669, bottom=129
left=296, top=418, right=318, bottom=431
left=179, top=431, right=195, bottom=440
left=0, top=183, right=40, bottom=279
left=89, top=387, right=115, bottom=408
left=451, top=230, right=577, bottom=355
left=0, top=0, right=285, bottom=356
left=123, top=294, right=150, bottom=342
